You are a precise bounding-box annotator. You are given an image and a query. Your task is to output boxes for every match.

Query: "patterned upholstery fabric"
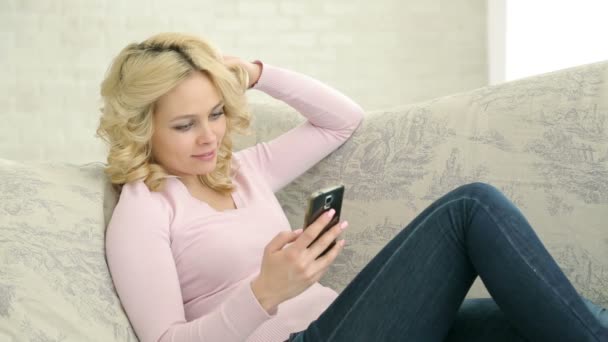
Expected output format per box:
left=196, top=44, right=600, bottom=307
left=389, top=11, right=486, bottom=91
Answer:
left=0, top=160, right=136, bottom=340
left=1, top=61, right=606, bottom=341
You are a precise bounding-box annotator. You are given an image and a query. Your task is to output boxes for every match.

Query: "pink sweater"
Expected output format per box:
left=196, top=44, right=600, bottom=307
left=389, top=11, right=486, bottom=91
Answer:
left=105, top=62, right=364, bottom=342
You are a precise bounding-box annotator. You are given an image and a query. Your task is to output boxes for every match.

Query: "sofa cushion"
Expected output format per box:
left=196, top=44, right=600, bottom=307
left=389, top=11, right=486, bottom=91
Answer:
left=0, top=159, right=135, bottom=341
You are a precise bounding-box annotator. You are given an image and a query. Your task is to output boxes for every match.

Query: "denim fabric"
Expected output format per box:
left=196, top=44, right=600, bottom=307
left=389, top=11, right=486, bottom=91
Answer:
left=288, top=183, right=608, bottom=342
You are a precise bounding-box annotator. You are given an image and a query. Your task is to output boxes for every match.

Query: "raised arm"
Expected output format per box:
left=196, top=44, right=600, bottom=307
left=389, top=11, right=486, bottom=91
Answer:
left=239, top=62, right=365, bottom=192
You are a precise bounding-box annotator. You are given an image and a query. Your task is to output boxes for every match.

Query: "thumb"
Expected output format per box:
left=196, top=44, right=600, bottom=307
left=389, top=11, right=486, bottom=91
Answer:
left=266, top=229, right=303, bottom=253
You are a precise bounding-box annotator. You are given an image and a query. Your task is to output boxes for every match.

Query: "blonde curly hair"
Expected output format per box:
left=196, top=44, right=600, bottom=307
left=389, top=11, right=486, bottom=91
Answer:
left=97, top=32, right=252, bottom=194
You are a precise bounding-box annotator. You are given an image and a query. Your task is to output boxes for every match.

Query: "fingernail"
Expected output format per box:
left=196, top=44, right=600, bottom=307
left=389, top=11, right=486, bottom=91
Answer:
left=340, top=221, right=348, bottom=230
left=293, top=228, right=303, bottom=234
left=326, top=209, right=335, bottom=218
left=339, top=239, right=346, bottom=247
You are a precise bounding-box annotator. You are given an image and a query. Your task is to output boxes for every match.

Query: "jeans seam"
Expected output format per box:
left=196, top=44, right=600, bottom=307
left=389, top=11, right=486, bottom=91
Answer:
left=467, top=195, right=603, bottom=341
left=325, top=197, right=466, bottom=341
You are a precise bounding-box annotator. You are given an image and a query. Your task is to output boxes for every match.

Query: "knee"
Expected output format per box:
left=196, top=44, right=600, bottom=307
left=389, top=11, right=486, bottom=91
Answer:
left=455, top=182, right=501, bottom=198
left=451, top=182, right=517, bottom=217
left=450, top=182, right=513, bottom=210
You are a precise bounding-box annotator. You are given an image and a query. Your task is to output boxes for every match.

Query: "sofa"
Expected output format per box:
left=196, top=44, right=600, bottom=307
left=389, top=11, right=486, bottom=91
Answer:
left=1, top=61, right=607, bottom=341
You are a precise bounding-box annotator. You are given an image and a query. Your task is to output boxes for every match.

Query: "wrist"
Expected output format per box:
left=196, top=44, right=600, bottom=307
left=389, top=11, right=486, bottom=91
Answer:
left=248, top=60, right=263, bottom=89
left=251, top=276, right=279, bottom=313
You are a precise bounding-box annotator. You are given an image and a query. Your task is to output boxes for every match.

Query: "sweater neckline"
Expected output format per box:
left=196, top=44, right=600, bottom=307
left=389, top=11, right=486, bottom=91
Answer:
left=170, top=177, right=242, bottom=213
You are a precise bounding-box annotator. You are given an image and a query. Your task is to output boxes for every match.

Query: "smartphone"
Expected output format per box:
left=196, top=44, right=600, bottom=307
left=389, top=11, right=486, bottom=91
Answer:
left=303, top=184, right=345, bottom=258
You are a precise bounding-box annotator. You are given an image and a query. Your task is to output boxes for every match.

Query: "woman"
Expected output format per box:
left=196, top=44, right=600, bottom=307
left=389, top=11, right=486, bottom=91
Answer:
left=98, top=32, right=607, bottom=342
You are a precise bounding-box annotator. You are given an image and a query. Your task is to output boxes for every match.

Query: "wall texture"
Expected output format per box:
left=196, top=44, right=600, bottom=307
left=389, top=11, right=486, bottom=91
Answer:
left=0, top=0, right=487, bottom=163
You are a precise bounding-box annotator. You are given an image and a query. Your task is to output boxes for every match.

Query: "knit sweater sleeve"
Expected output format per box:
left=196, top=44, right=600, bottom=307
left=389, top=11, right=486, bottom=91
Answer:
left=239, top=62, right=365, bottom=192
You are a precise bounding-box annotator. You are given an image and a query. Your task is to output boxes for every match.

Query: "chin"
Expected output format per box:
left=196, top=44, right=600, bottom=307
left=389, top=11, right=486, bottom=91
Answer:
left=195, top=163, right=218, bottom=175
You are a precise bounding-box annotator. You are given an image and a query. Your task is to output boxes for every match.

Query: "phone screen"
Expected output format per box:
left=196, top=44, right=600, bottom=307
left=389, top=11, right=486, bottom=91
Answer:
left=303, top=185, right=344, bottom=257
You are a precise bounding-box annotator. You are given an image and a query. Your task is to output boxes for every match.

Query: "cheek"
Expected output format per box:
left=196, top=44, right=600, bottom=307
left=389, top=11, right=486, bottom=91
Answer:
left=217, top=127, right=226, bottom=141
left=152, top=131, right=191, bottom=162
left=150, top=133, right=163, bottom=161
left=170, top=134, right=196, bottom=157
left=216, top=117, right=228, bottom=140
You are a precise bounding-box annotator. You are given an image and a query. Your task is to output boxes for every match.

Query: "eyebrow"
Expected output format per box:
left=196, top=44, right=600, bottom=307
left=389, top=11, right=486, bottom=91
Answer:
left=169, top=101, right=224, bottom=122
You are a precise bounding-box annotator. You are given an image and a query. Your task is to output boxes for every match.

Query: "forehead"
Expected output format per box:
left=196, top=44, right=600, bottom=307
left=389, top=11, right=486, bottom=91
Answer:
left=154, top=70, right=222, bottom=119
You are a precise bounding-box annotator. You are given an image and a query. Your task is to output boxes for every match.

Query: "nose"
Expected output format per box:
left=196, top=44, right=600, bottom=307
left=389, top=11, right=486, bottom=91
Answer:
left=195, top=123, right=215, bottom=145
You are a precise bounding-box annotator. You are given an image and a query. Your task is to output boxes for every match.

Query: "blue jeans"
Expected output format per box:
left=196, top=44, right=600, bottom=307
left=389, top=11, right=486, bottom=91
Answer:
left=288, top=183, right=608, bottom=341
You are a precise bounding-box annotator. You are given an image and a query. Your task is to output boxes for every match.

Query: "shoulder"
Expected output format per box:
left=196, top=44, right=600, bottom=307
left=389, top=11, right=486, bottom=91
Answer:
left=109, top=180, right=175, bottom=231
left=105, top=180, right=177, bottom=272
left=119, top=180, right=171, bottom=208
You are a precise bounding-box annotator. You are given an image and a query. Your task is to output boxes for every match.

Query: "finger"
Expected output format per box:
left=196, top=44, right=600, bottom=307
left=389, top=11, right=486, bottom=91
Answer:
left=293, top=208, right=337, bottom=250
left=265, top=230, right=303, bottom=253
left=309, top=239, right=345, bottom=279
left=306, top=220, right=347, bottom=260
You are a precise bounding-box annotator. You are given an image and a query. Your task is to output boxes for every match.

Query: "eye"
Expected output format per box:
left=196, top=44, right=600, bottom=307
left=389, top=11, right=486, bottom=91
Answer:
left=210, top=110, right=224, bottom=120
left=174, top=121, right=194, bottom=131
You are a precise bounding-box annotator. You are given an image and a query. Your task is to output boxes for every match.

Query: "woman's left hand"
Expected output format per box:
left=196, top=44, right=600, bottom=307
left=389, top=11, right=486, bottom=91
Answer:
left=222, top=55, right=262, bottom=89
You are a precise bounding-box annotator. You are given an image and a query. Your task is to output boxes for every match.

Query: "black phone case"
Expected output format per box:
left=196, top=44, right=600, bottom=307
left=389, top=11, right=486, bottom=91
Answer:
left=303, top=185, right=344, bottom=257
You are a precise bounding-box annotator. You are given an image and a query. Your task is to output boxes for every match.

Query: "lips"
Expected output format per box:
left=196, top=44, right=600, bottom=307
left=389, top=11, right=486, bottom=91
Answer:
left=191, top=149, right=216, bottom=162
left=193, top=150, right=214, bottom=157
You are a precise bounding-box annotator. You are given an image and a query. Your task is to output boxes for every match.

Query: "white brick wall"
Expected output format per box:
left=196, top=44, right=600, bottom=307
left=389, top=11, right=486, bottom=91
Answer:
left=0, top=0, right=487, bottom=163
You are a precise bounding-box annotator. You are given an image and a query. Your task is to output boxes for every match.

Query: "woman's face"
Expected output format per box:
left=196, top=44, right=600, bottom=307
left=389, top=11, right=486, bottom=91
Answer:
left=151, top=70, right=226, bottom=183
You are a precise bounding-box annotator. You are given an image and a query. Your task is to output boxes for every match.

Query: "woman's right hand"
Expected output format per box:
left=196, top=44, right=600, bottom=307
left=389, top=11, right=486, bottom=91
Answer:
left=251, top=209, right=347, bottom=313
